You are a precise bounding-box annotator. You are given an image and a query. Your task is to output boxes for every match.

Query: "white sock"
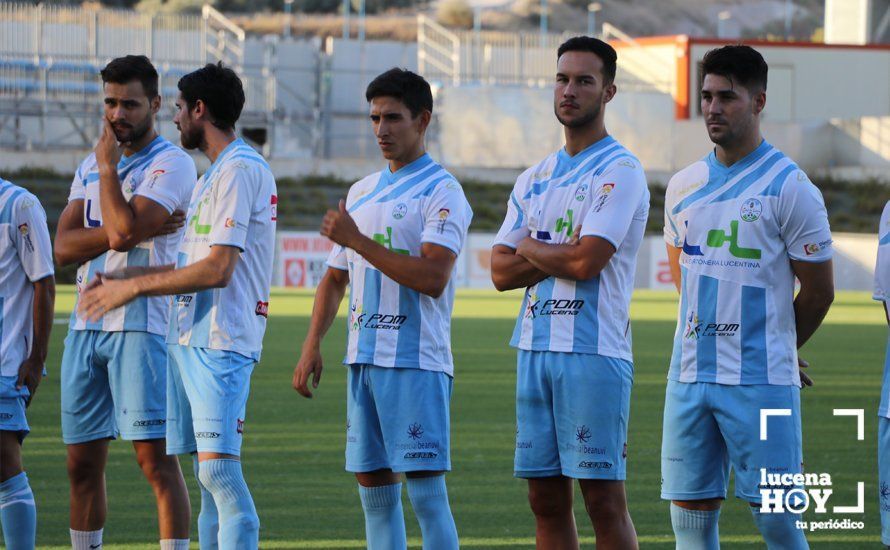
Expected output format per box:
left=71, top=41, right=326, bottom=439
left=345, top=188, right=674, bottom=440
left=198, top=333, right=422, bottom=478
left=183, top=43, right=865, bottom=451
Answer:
left=160, top=539, right=191, bottom=550
left=70, top=528, right=103, bottom=549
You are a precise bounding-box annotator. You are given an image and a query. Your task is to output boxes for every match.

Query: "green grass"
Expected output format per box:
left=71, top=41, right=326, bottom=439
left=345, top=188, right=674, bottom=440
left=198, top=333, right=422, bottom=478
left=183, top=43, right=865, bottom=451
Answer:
left=20, top=288, right=889, bottom=548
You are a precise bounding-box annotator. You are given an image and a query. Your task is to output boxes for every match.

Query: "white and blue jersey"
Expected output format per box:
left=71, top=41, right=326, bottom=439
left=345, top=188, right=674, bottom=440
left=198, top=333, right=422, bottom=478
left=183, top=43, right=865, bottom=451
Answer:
left=67, top=135, right=196, bottom=335
left=167, top=139, right=277, bottom=362
left=875, top=201, right=890, bottom=418
left=0, top=180, right=54, bottom=378
left=663, top=140, right=833, bottom=386
left=326, top=153, right=472, bottom=376
left=493, top=135, right=649, bottom=362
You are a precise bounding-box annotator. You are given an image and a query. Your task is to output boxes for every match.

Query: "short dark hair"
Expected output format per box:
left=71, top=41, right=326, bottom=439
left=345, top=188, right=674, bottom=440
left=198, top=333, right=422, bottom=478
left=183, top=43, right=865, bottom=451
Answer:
left=177, top=62, right=245, bottom=130
left=101, top=55, right=159, bottom=98
left=700, top=45, right=768, bottom=93
left=365, top=68, right=433, bottom=118
left=557, top=36, right=617, bottom=84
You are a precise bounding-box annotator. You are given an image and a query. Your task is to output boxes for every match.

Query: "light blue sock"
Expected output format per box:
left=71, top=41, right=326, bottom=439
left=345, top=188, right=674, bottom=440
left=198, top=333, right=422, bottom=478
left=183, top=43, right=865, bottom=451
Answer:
left=407, top=476, right=458, bottom=550
left=358, top=483, right=407, bottom=550
left=670, top=503, right=720, bottom=550
left=0, top=472, right=36, bottom=550
left=751, top=507, right=808, bottom=549
left=193, top=456, right=219, bottom=550
left=198, top=459, right=259, bottom=550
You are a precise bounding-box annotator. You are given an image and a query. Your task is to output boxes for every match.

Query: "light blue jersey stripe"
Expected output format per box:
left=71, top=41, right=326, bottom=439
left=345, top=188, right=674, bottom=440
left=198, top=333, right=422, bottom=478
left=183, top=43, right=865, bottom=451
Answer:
left=695, top=275, right=719, bottom=379
left=0, top=296, right=4, bottom=355
left=758, top=164, right=798, bottom=198
left=395, top=285, right=421, bottom=365
left=573, top=276, right=600, bottom=352
left=123, top=247, right=151, bottom=329
left=0, top=188, right=25, bottom=224
left=411, top=175, right=452, bottom=200
left=509, top=192, right=525, bottom=232
left=740, top=285, right=767, bottom=383
left=708, top=150, right=783, bottom=204
left=882, top=233, right=890, bottom=246
left=189, top=288, right=215, bottom=348
left=84, top=253, right=107, bottom=331
left=375, top=167, right=442, bottom=204
left=356, top=269, right=382, bottom=362
left=670, top=266, right=689, bottom=375
left=531, top=277, right=555, bottom=348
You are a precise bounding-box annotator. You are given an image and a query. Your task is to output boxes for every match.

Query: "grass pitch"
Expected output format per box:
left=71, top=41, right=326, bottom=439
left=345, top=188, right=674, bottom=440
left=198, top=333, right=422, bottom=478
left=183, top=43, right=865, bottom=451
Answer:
left=20, top=288, right=888, bottom=548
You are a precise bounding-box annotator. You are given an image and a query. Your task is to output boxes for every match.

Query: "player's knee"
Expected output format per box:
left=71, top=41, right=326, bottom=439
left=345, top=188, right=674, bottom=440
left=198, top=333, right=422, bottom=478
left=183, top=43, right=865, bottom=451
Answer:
left=66, top=450, right=104, bottom=484
left=528, top=487, right=572, bottom=519
left=136, top=452, right=177, bottom=486
left=580, top=482, right=627, bottom=521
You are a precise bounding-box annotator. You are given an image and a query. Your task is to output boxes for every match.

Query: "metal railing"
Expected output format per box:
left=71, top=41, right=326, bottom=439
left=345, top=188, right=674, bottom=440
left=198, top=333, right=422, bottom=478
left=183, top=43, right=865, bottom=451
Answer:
left=202, top=5, right=245, bottom=69
left=418, top=15, right=461, bottom=86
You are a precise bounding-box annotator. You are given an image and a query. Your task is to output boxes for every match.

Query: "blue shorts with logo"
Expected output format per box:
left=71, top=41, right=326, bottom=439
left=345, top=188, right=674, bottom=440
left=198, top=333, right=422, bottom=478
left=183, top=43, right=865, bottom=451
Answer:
left=61, top=330, right=168, bottom=444
left=661, top=380, right=802, bottom=503
left=346, top=364, right=452, bottom=473
left=0, top=376, right=31, bottom=442
left=514, top=350, right=633, bottom=480
left=166, top=344, right=255, bottom=456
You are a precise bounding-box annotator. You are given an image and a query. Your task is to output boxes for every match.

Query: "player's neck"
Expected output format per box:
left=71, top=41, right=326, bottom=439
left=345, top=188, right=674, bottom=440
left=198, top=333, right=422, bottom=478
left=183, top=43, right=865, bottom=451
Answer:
left=203, top=128, right=239, bottom=164
left=389, top=147, right=426, bottom=173
left=715, top=133, right=763, bottom=167
left=122, top=129, right=158, bottom=158
left=563, top=122, right=608, bottom=157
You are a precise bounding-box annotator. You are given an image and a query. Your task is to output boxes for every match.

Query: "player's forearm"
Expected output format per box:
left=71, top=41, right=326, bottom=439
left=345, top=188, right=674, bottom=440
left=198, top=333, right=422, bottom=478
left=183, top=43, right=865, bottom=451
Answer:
left=54, top=227, right=110, bottom=266
left=132, top=257, right=230, bottom=298
left=517, top=238, right=602, bottom=280
left=98, top=167, right=138, bottom=246
left=351, top=235, right=451, bottom=298
left=303, top=274, right=347, bottom=350
left=490, top=248, right=548, bottom=291
left=29, top=276, right=55, bottom=363
left=793, top=286, right=834, bottom=349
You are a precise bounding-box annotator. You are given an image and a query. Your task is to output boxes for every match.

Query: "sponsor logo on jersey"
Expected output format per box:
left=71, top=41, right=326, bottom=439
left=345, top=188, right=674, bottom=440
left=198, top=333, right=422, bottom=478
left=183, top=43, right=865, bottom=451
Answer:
left=270, top=195, right=278, bottom=221
left=147, top=169, right=165, bottom=188
left=18, top=223, right=34, bottom=252
left=236, top=418, right=244, bottom=434
left=685, top=220, right=762, bottom=261
left=255, top=301, right=269, bottom=317
left=175, top=295, right=193, bottom=306
left=684, top=310, right=739, bottom=338
left=436, top=208, right=450, bottom=234
left=804, top=239, right=832, bottom=256
left=372, top=227, right=409, bottom=255
left=555, top=209, right=574, bottom=237
left=524, top=297, right=585, bottom=319
left=361, top=313, right=407, bottom=330
left=592, top=183, right=615, bottom=212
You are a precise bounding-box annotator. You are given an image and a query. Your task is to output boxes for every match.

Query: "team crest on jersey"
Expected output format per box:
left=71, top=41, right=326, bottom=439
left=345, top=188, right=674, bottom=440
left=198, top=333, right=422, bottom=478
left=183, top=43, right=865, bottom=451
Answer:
left=18, top=223, right=28, bottom=236
left=575, top=183, right=589, bottom=202
left=740, top=198, right=763, bottom=222
left=392, top=203, right=408, bottom=220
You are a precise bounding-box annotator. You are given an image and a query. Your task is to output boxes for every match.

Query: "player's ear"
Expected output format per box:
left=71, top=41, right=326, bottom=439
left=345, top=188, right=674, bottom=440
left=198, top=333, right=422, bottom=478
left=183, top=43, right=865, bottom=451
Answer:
left=603, top=82, right=617, bottom=104
left=753, top=89, right=766, bottom=115
left=150, top=95, right=161, bottom=115
left=417, top=110, right=432, bottom=133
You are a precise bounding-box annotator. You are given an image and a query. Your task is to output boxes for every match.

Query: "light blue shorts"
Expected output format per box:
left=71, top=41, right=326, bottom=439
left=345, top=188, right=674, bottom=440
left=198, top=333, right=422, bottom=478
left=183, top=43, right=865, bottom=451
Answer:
left=879, top=417, right=890, bottom=545
left=61, top=330, right=168, bottom=444
left=514, top=350, right=633, bottom=480
left=166, top=344, right=255, bottom=456
left=0, top=376, right=30, bottom=442
left=345, top=364, right=452, bottom=473
left=660, top=380, right=802, bottom=503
